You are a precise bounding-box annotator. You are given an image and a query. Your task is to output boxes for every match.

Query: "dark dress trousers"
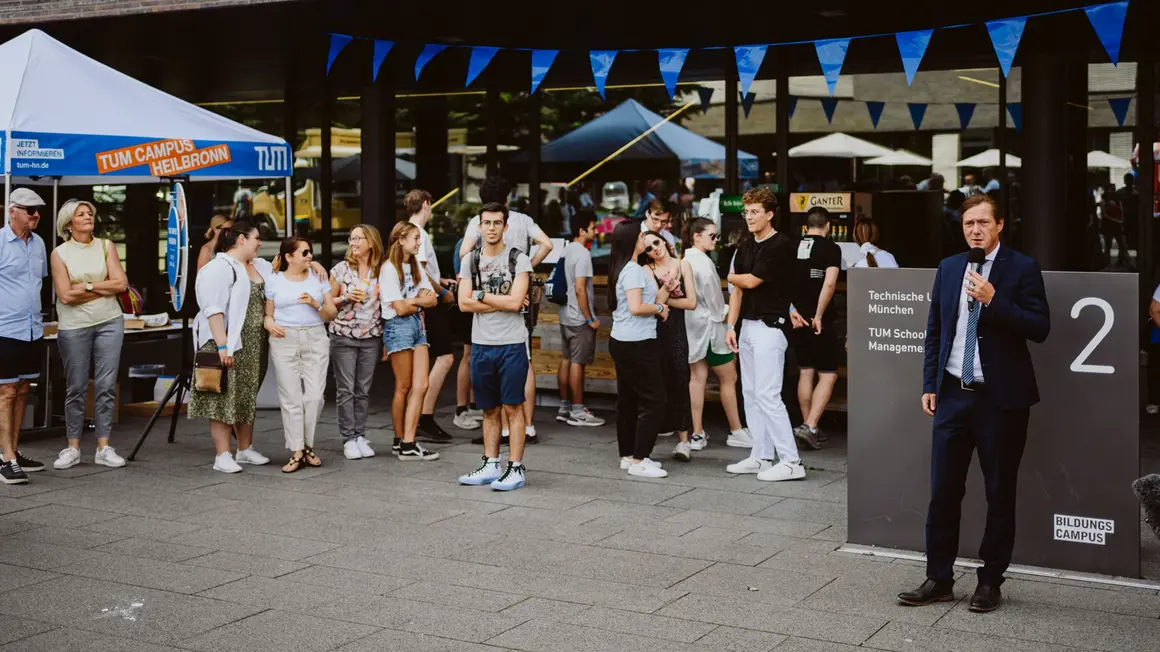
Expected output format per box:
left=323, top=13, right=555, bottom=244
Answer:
left=922, top=247, right=1050, bottom=586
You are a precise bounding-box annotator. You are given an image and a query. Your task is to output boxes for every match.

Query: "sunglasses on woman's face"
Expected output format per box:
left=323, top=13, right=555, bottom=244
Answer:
left=705, top=232, right=719, bottom=241
left=644, top=240, right=664, bottom=254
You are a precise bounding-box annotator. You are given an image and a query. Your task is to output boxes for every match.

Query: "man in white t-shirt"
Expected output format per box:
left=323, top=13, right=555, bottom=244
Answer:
left=457, top=203, right=533, bottom=491
left=640, top=198, right=677, bottom=248
left=555, top=211, right=604, bottom=428
left=459, top=177, right=552, bottom=444
left=406, top=190, right=457, bottom=444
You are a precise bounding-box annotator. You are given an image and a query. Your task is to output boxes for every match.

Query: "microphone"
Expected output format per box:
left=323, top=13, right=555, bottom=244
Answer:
left=966, top=247, right=985, bottom=308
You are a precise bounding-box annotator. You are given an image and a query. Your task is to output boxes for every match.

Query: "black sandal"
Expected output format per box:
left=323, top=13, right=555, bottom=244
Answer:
left=282, top=453, right=305, bottom=473
left=303, top=447, right=322, bottom=467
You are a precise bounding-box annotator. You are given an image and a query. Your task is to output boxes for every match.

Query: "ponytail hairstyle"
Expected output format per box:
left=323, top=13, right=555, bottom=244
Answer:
left=681, top=217, right=715, bottom=252
left=387, top=221, right=422, bottom=287
left=853, top=218, right=879, bottom=268
left=214, top=220, right=258, bottom=254
left=272, top=236, right=311, bottom=272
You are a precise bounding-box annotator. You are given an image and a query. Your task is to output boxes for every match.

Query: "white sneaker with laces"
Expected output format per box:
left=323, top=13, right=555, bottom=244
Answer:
left=620, top=457, right=663, bottom=470
left=673, top=442, right=692, bottom=462
left=689, top=433, right=708, bottom=451
left=235, top=447, right=270, bottom=465
left=94, top=446, right=125, bottom=468
left=356, top=436, right=375, bottom=458
left=213, top=452, right=243, bottom=474
left=726, top=457, right=773, bottom=474
left=566, top=408, right=605, bottom=427
left=628, top=462, right=668, bottom=478
left=556, top=406, right=571, bottom=423
left=465, top=407, right=484, bottom=420
left=53, top=447, right=81, bottom=470
left=344, top=440, right=363, bottom=460
left=453, top=412, right=481, bottom=430
left=757, top=460, right=806, bottom=482
left=726, top=429, right=755, bottom=448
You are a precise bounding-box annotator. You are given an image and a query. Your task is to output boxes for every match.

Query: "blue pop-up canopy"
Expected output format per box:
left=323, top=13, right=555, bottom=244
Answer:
left=529, top=99, right=759, bottom=179
left=0, top=29, right=292, bottom=187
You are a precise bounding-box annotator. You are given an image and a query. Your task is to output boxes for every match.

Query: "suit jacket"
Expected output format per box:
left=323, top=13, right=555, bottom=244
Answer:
left=922, top=247, right=1050, bottom=410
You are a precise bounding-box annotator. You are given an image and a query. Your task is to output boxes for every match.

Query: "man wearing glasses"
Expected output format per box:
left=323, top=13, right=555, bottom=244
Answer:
left=0, top=188, right=50, bottom=484
left=640, top=198, right=677, bottom=248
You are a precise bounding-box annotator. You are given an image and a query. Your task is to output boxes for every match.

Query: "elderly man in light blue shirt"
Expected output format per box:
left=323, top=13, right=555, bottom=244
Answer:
left=0, top=187, right=49, bottom=484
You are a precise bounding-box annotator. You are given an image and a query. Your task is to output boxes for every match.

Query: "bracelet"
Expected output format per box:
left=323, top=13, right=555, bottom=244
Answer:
left=216, top=345, right=227, bottom=351
left=725, top=324, right=735, bottom=330
left=585, top=317, right=595, bottom=324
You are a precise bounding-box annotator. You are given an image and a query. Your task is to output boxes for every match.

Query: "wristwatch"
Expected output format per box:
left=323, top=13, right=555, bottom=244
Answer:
left=85, top=281, right=93, bottom=292
left=655, top=303, right=665, bottom=314
left=474, top=290, right=485, bottom=302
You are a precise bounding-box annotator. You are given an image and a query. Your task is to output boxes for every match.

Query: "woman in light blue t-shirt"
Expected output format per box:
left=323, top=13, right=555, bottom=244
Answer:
left=608, top=221, right=671, bottom=479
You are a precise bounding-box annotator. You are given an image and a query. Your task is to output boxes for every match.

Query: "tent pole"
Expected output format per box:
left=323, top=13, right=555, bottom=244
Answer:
left=284, top=176, right=293, bottom=238
left=3, top=128, right=10, bottom=229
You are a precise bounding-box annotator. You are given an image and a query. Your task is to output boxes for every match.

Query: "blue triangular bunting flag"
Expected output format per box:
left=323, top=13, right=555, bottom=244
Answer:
left=658, top=48, right=689, bottom=99
left=530, top=50, right=559, bottom=94
left=326, top=33, right=353, bottom=75
left=814, top=38, right=850, bottom=95
left=1108, top=97, right=1132, bottom=127
left=1086, top=2, right=1129, bottom=65
left=820, top=97, right=839, bottom=124
left=415, top=44, right=448, bottom=80
left=734, top=45, right=767, bottom=97
left=895, top=29, right=933, bottom=86
left=787, top=96, right=797, bottom=119
left=986, top=17, right=1027, bottom=78
left=466, top=46, right=500, bottom=87
left=697, top=87, right=714, bottom=114
left=590, top=50, right=618, bottom=98
left=741, top=92, right=756, bottom=119
left=865, top=101, right=885, bottom=129
left=372, top=40, right=394, bottom=82
left=955, top=103, right=976, bottom=130
left=1007, top=103, right=1022, bottom=131
left=908, top=103, right=927, bottom=130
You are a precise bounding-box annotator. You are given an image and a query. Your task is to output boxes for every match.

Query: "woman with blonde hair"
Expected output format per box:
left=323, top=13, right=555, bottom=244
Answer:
left=264, top=237, right=337, bottom=473
left=380, top=221, right=439, bottom=461
left=329, top=224, right=385, bottom=460
left=852, top=218, right=898, bottom=268
left=49, top=199, right=128, bottom=470
left=197, top=214, right=233, bottom=271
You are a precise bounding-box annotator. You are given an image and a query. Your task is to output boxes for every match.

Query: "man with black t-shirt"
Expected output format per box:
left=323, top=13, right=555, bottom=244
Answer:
left=791, top=207, right=841, bottom=451
left=724, top=187, right=805, bottom=482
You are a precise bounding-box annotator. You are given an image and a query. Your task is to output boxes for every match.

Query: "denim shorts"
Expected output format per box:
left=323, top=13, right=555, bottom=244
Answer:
left=469, top=343, right=528, bottom=410
left=382, top=313, right=428, bottom=355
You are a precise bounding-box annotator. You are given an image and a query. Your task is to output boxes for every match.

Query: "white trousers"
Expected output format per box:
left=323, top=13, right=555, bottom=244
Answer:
left=739, top=320, right=799, bottom=463
left=269, top=325, right=330, bottom=451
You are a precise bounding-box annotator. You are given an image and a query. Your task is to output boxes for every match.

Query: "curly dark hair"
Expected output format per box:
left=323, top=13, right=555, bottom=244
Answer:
left=478, top=177, right=512, bottom=205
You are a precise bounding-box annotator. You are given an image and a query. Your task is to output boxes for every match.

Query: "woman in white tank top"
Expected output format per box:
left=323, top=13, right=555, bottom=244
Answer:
left=49, top=200, right=128, bottom=470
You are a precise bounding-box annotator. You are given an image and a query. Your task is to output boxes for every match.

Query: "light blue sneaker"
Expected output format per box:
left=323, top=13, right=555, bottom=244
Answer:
left=459, top=457, right=503, bottom=486
left=490, top=462, right=526, bottom=491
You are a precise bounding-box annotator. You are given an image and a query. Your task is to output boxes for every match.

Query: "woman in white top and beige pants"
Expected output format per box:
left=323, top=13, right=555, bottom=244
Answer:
left=49, top=200, right=128, bottom=469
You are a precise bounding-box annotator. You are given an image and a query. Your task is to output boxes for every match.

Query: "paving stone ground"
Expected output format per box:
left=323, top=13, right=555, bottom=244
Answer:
left=0, top=401, right=1157, bottom=652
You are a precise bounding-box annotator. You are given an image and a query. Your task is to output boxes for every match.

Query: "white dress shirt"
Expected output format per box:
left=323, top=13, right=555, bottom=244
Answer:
left=945, top=243, right=998, bottom=382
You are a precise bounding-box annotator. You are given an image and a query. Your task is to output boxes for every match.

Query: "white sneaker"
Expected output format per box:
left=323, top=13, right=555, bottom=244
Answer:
left=213, top=452, right=243, bottom=474
left=726, top=429, right=755, bottom=448
left=566, top=408, right=606, bottom=427
left=453, top=412, right=481, bottom=430
left=356, top=436, right=375, bottom=458
left=235, top=447, right=270, bottom=465
left=344, top=440, right=363, bottom=460
left=53, top=447, right=81, bottom=470
left=673, top=442, right=692, bottom=462
left=556, top=406, right=571, bottom=423
left=620, top=457, right=663, bottom=470
left=465, top=407, right=484, bottom=420
left=657, top=431, right=675, bottom=438
left=757, top=460, right=806, bottom=482
left=94, top=446, right=125, bottom=468
left=628, top=462, right=668, bottom=478
left=726, top=457, right=773, bottom=474
left=689, top=433, right=708, bottom=451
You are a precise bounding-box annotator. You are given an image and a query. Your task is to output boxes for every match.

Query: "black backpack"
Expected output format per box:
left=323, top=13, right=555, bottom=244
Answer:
left=545, top=257, right=568, bottom=306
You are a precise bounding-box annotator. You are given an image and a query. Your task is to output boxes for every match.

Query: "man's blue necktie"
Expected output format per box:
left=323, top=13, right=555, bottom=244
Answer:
left=962, top=275, right=981, bottom=384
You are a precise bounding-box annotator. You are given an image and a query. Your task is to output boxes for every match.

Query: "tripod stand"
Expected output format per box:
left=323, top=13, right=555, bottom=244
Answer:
left=128, top=317, right=190, bottom=461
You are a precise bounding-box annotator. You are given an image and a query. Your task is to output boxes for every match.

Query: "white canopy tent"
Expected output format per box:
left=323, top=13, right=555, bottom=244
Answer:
left=1087, top=150, right=1132, bottom=169
left=864, top=149, right=934, bottom=166
left=955, top=149, right=1022, bottom=168
left=788, top=133, right=894, bottom=159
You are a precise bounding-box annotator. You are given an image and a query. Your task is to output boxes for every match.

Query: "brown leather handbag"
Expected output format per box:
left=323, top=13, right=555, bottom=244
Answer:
left=193, top=350, right=228, bottom=393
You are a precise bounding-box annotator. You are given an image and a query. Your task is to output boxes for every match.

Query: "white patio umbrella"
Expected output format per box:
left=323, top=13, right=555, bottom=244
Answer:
left=864, top=149, right=934, bottom=166
left=788, top=132, right=894, bottom=159
left=1087, top=150, right=1132, bottom=169
left=955, top=149, right=1022, bottom=168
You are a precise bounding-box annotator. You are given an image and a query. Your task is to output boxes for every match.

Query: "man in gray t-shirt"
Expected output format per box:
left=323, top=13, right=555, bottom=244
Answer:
left=555, top=213, right=604, bottom=427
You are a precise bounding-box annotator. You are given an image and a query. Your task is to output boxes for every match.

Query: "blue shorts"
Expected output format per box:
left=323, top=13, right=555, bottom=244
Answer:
left=470, top=343, right=528, bottom=410
left=382, top=313, right=428, bottom=355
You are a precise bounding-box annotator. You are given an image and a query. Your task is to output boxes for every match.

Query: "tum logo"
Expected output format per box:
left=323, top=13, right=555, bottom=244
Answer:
left=254, top=145, right=289, bottom=172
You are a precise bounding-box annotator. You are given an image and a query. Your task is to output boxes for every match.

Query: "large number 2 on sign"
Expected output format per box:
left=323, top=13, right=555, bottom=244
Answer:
left=1070, top=298, right=1114, bottom=374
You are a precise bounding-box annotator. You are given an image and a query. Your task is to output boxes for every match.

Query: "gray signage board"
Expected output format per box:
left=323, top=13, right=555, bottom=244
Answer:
left=847, top=268, right=1139, bottom=577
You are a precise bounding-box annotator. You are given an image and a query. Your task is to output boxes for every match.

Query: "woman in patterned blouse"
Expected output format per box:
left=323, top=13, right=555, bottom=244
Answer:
left=328, top=224, right=385, bottom=460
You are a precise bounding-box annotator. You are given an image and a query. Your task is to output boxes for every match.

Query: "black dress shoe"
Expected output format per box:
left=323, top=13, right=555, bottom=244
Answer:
left=898, top=579, right=954, bottom=606
left=969, top=583, right=1001, bottom=612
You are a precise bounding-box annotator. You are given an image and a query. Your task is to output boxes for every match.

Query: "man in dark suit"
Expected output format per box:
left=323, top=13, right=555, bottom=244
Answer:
left=898, top=194, right=1050, bottom=613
